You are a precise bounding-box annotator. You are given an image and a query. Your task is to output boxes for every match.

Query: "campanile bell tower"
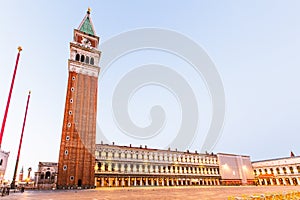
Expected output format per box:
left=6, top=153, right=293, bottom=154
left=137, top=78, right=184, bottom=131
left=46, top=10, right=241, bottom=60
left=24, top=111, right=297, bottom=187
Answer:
left=57, top=8, right=101, bottom=189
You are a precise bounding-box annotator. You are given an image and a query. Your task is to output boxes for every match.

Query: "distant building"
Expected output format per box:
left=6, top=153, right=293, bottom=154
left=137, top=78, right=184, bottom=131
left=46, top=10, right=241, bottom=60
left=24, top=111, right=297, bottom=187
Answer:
left=34, top=162, right=57, bottom=189
left=252, top=156, right=300, bottom=186
left=95, top=143, right=221, bottom=187
left=18, top=167, right=23, bottom=182
left=0, top=150, right=9, bottom=185
left=217, top=153, right=255, bottom=185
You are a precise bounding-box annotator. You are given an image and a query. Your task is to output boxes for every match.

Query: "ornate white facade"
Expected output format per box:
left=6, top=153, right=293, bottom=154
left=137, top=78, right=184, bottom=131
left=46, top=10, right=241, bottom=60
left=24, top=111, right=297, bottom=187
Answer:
left=252, top=156, right=300, bottom=186
left=0, top=150, right=9, bottom=185
left=95, top=143, right=221, bottom=187
left=34, top=162, right=58, bottom=189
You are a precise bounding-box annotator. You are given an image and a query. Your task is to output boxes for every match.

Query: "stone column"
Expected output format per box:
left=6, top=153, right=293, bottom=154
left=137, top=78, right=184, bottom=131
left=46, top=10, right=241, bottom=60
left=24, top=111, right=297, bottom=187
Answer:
left=108, top=178, right=112, bottom=187
left=140, top=178, right=143, bottom=186
left=139, top=165, right=143, bottom=173
left=35, top=174, right=39, bottom=188
left=94, top=177, right=98, bottom=187
left=166, top=178, right=169, bottom=186
left=151, top=178, right=154, bottom=186
left=115, top=178, right=119, bottom=187
left=289, top=178, right=294, bottom=185
left=293, top=166, right=298, bottom=175
left=121, top=178, right=125, bottom=187
left=275, top=178, right=280, bottom=186
left=114, top=164, right=118, bottom=172
left=127, top=165, right=131, bottom=173
left=297, top=177, right=300, bottom=185
left=150, top=165, right=153, bottom=173
left=134, top=178, right=137, bottom=186
left=101, top=178, right=104, bottom=187
left=156, top=179, right=159, bottom=186
left=279, top=167, right=284, bottom=175
left=270, top=178, right=273, bottom=186
left=128, top=178, right=131, bottom=186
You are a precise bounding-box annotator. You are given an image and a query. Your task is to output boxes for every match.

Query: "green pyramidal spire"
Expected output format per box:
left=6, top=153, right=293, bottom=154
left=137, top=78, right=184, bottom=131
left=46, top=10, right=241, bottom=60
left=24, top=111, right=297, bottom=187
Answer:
left=80, top=17, right=94, bottom=35
left=78, top=8, right=95, bottom=36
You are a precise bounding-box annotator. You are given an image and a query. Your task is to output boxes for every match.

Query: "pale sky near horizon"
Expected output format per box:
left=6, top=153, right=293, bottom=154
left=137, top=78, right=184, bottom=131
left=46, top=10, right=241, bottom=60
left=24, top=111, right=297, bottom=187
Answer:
left=1, top=1, right=300, bottom=181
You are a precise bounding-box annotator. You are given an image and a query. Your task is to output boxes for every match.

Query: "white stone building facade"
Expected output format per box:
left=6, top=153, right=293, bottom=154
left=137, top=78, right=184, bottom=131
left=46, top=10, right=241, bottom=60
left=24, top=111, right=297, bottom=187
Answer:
left=0, top=150, right=9, bottom=185
left=252, top=156, right=300, bottom=186
left=34, top=162, right=58, bottom=189
left=95, top=143, right=221, bottom=187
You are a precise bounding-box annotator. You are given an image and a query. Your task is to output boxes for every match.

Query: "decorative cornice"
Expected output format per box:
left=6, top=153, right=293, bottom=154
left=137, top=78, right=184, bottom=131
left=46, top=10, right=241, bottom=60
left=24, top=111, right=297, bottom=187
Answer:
left=68, top=60, right=100, bottom=77
left=70, top=42, right=101, bottom=54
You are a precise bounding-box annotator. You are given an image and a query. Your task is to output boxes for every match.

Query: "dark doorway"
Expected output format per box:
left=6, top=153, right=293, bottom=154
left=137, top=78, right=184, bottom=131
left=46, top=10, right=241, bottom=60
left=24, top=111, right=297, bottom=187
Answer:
left=45, top=171, right=51, bottom=179
left=78, top=179, right=82, bottom=187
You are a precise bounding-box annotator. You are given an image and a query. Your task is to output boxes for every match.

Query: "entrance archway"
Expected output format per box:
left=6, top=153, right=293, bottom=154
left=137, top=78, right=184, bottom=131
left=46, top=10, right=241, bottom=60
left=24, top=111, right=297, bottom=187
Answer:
left=78, top=179, right=82, bottom=187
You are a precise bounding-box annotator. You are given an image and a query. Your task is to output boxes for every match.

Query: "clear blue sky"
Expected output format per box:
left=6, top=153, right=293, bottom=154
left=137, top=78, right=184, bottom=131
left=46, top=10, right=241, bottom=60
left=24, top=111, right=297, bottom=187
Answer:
left=1, top=1, right=300, bottom=180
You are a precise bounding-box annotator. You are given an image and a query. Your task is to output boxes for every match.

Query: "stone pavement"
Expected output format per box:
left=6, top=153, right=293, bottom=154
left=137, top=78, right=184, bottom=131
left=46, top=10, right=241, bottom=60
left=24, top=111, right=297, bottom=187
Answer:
left=2, top=186, right=300, bottom=200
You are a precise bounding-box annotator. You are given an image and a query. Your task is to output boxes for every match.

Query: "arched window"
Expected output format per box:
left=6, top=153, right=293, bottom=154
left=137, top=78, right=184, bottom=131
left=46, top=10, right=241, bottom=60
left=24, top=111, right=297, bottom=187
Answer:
left=80, top=55, right=85, bottom=62
left=85, top=56, right=90, bottom=64
left=90, top=57, right=94, bottom=65
left=283, top=167, right=287, bottom=174
left=97, top=162, right=102, bottom=170
left=290, top=166, right=294, bottom=174
left=0, top=159, right=2, bottom=166
left=75, top=54, right=80, bottom=61
left=112, top=163, right=115, bottom=172
left=45, top=171, right=51, bottom=179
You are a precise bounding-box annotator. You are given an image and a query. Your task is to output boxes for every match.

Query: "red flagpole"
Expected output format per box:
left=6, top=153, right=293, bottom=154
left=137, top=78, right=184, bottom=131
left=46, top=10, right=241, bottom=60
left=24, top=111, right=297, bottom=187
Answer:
left=11, top=90, right=31, bottom=189
left=0, top=46, right=22, bottom=148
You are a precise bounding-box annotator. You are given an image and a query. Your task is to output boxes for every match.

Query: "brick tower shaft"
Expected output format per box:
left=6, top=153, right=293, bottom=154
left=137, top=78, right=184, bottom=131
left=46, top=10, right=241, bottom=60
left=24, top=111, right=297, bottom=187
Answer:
left=57, top=9, right=101, bottom=189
